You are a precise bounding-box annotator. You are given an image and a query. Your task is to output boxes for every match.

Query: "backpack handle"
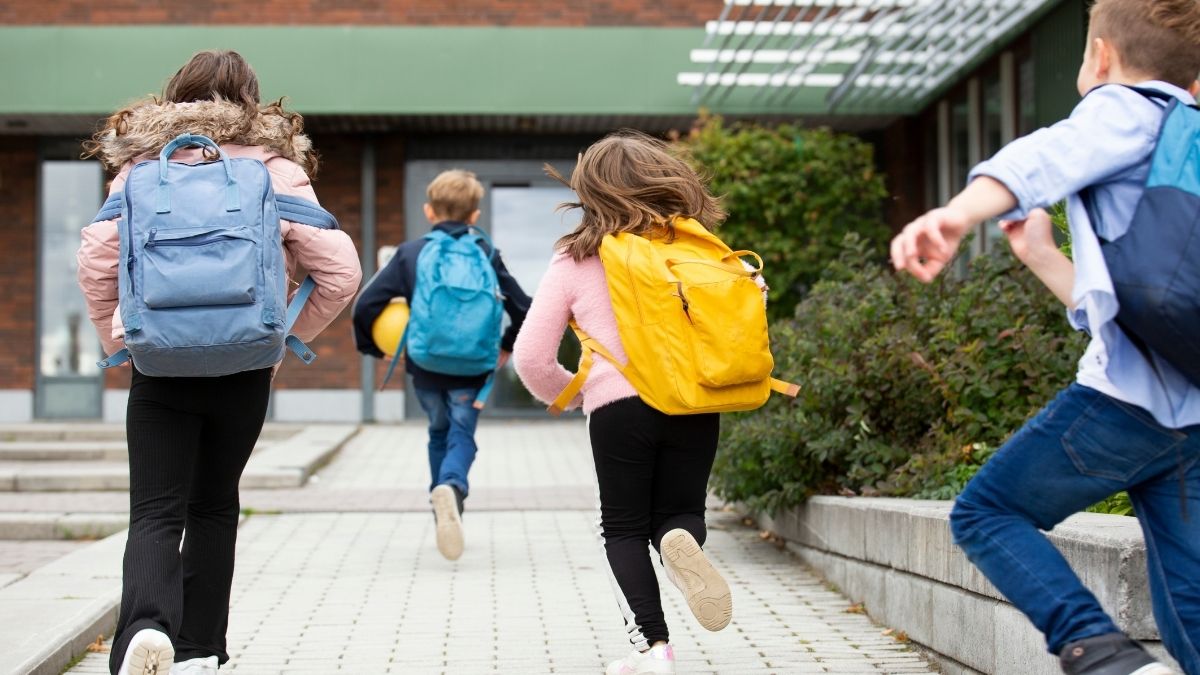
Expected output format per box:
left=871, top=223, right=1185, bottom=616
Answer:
left=156, top=133, right=240, bottom=214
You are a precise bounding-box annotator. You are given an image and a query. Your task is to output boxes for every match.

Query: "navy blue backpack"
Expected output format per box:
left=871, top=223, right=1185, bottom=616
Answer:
left=1092, top=87, right=1200, bottom=385
left=90, top=134, right=338, bottom=377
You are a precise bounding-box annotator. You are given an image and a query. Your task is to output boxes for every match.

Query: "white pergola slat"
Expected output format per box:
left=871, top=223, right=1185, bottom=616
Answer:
left=678, top=0, right=1061, bottom=112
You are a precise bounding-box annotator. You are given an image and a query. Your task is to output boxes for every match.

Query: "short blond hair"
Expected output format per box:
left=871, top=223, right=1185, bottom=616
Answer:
left=426, top=170, right=484, bottom=222
left=1090, top=0, right=1200, bottom=89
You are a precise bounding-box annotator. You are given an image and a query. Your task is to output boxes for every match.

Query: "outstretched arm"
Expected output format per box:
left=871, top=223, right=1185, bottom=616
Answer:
left=890, top=176, right=1016, bottom=282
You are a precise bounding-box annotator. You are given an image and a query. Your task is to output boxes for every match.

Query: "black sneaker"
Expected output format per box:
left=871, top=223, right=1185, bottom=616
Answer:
left=1059, top=633, right=1175, bottom=675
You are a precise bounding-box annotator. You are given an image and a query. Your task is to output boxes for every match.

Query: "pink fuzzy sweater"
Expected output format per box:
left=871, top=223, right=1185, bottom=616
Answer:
left=513, top=251, right=638, bottom=414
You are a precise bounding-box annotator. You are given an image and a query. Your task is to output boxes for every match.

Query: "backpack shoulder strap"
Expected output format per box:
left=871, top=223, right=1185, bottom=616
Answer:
left=467, top=226, right=498, bottom=262
left=548, top=321, right=625, bottom=416
left=275, top=196, right=338, bottom=365
left=1122, top=85, right=1192, bottom=108
left=276, top=195, right=340, bottom=230
left=283, top=277, right=319, bottom=365
left=92, top=193, right=124, bottom=224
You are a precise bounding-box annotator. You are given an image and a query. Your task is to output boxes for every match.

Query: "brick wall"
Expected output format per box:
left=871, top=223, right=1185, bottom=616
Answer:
left=273, top=134, right=366, bottom=390
left=0, top=138, right=37, bottom=390
left=3, top=1, right=721, bottom=26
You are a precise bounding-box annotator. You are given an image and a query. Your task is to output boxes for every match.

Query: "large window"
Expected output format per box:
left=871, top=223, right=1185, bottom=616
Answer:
left=37, top=157, right=104, bottom=418
left=929, top=49, right=1023, bottom=264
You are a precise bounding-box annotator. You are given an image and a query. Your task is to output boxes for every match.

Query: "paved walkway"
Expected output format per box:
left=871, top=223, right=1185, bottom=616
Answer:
left=68, top=423, right=936, bottom=674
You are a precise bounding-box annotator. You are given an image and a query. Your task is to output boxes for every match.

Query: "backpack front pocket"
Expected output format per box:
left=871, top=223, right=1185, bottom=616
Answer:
left=141, top=227, right=257, bottom=308
left=680, top=275, right=773, bottom=387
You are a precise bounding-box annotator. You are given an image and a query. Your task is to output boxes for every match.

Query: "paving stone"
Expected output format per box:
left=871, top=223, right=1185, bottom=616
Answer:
left=52, top=421, right=938, bottom=674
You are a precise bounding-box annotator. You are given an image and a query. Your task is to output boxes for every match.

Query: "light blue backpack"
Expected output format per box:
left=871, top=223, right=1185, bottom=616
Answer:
left=381, top=227, right=503, bottom=404
left=89, top=134, right=338, bottom=377
left=408, top=228, right=503, bottom=375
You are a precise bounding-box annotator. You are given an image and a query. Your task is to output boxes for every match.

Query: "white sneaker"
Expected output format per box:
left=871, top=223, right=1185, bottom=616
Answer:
left=430, top=484, right=464, bottom=560
left=171, top=656, right=219, bottom=674
left=605, top=643, right=676, bottom=675
left=660, top=528, right=732, bottom=631
left=117, top=628, right=174, bottom=675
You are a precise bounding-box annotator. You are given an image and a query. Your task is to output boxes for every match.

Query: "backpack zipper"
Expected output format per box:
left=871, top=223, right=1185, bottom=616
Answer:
left=146, top=228, right=240, bottom=248
left=672, top=281, right=694, bottom=324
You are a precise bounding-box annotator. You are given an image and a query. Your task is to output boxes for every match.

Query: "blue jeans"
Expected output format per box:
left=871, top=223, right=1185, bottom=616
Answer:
left=950, top=384, right=1200, bottom=673
left=414, top=387, right=481, bottom=496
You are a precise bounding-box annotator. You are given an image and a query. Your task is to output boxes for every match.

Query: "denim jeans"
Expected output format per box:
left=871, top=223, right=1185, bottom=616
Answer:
left=950, top=383, right=1200, bottom=672
left=414, top=387, right=481, bottom=496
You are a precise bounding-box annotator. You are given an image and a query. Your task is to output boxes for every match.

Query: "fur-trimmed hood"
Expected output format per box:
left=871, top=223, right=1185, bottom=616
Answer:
left=91, top=99, right=315, bottom=174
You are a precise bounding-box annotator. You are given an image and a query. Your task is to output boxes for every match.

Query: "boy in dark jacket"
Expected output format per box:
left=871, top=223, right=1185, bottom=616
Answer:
left=353, top=169, right=531, bottom=561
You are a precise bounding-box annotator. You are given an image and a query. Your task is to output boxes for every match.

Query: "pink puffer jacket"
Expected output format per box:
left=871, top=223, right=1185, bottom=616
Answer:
left=77, top=143, right=361, bottom=359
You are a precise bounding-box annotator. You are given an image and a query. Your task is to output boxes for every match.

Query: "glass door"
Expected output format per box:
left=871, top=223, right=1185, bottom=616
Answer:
left=36, top=158, right=104, bottom=418
left=488, top=185, right=582, bottom=413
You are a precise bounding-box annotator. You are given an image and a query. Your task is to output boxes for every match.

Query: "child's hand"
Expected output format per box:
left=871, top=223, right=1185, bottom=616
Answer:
left=890, top=206, right=970, bottom=282
left=999, top=208, right=1056, bottom=266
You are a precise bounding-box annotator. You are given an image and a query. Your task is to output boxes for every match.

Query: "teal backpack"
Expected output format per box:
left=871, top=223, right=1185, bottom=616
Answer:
left=382, top=228, right=503, bottom=405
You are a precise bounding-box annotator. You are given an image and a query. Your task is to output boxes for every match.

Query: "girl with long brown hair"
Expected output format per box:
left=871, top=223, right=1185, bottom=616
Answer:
left=513, top=131, right=739, bottom=674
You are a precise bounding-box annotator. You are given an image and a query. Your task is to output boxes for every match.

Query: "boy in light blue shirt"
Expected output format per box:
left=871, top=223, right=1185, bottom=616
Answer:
left=891, top=1, right=1200, bottom=673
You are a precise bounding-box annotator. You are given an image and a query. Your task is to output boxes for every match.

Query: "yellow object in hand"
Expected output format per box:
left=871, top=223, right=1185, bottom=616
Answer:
left=371, top=299, right=410, bottom=358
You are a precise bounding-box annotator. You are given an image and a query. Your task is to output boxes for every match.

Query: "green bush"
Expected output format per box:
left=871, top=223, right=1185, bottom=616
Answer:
left=712, top=235, right=1088, bottom=514
left=680, top=116, right=890, bottom=320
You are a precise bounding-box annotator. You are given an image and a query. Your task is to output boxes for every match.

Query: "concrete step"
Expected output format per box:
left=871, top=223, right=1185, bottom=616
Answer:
left=0, top=425, right=358, bottom=492
left=0, top=441, right=129, bottom=462
left=0, top=440, right=272, bottom=462
left=0, top=424, right=126, bottom=443
left=0, top=423, right=302, bottom=443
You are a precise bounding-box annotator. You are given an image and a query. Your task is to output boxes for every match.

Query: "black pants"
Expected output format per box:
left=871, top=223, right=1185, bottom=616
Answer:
left=589, top=397, right=720, bottom=649
left=110, top=366, right=271, bottom=673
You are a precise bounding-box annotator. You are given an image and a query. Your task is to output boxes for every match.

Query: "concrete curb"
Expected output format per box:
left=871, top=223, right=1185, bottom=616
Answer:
left=0, top=512, right=255, bottom=675
left=748, top=497, right=1181, bottom=675
left=0, top=531, right=125, bottom=675
left=240, top=424, right=359, bottom=488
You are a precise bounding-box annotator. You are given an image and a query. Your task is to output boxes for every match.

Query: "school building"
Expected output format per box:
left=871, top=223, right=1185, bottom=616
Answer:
left=0, top=0, right=1088, bottom=423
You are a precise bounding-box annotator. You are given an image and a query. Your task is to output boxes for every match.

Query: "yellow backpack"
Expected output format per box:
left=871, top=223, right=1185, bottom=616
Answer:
left=550, top=217, right=799, bottom=415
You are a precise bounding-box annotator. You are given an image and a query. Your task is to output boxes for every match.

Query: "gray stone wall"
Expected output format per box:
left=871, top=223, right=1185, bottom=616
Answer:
left=750, top=497, right=1177, bottom=675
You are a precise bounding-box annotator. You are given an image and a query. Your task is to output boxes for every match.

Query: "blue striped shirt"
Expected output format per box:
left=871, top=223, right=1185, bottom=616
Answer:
left=969, top=81, right=1200, bottom=429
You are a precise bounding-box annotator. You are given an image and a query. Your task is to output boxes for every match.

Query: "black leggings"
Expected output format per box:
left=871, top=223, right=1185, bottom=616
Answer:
left=589, top=397, right=720, bottom=649
left=110, top=366, right=271, bottom=673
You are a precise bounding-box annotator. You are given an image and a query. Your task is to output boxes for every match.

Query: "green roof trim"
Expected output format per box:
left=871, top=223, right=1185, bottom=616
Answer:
left=0, top=26, right=834, bottom=117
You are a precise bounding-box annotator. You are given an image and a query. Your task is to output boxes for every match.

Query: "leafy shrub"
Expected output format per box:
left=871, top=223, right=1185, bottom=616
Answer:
left=1087, top=492, right=1135, bottom=516
left=679, top=116, right=890, bottom=320
left=712, top=235, right=1088, bottom=514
